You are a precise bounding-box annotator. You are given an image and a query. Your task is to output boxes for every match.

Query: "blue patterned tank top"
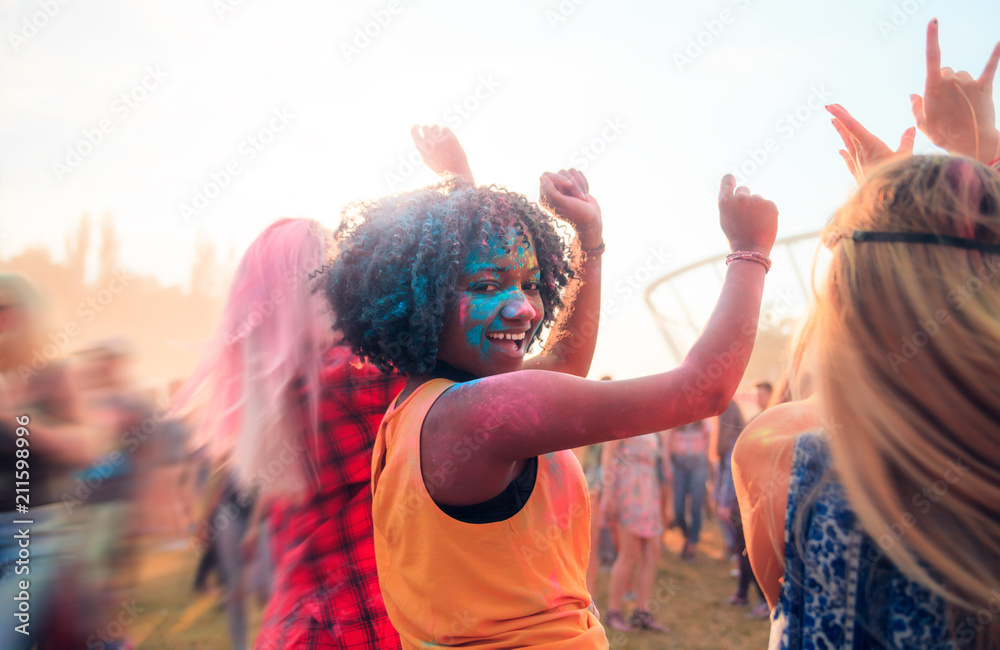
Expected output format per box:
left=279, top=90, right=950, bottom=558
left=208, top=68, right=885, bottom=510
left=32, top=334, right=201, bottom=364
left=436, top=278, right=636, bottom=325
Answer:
left=772, top=431, right=953, bottom=649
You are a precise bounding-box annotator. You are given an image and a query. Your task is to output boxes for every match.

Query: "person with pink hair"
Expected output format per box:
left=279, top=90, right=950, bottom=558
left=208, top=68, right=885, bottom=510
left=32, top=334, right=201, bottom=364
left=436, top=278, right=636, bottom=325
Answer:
left=177, top=125, right=607, bottom=649
left=177, top=216, right=334, bottom=650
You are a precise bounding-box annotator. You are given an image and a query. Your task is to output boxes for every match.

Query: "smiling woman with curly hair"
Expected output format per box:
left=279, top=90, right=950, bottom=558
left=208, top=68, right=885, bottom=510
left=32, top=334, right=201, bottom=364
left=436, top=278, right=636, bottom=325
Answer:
left=327, top=167, right=777, bottom=648
left=327, top=180, right=574, bottom=376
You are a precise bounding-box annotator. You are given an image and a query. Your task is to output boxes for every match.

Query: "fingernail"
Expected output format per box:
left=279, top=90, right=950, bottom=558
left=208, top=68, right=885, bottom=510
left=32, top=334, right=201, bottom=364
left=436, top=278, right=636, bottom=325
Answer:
left=931, top=18, right=937, bottom=25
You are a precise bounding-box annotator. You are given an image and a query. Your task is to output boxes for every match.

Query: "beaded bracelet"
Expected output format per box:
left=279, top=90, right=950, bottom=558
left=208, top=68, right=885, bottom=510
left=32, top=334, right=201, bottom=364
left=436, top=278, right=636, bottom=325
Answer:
left=726, top=250, right=771, bottom=273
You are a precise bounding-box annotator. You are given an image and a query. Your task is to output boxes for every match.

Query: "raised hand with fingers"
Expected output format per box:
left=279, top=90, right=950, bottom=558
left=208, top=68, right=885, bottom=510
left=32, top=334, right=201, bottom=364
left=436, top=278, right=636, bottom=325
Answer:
left=539, top=169, right=603, bottom=251
left=827, top=104, right=915, bottom=183
left=718, top=175, right=778, bottom=258
left=521, top=168, right=603, bottom=377
left=911, top=19, right=1000, bottom=164
left=411, top=124, right=475, bottom=186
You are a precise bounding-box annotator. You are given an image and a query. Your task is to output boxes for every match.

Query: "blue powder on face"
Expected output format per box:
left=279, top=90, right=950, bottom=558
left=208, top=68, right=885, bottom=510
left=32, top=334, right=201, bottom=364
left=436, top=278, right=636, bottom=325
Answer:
left=451, top=227, right=542, bottom=369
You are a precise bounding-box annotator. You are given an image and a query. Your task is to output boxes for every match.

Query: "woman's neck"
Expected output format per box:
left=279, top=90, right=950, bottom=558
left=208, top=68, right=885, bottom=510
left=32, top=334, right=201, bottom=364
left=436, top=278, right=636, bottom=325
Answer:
left=428, top=360, right=478, bottom=384
left=399, top=360, right=479, bottom=403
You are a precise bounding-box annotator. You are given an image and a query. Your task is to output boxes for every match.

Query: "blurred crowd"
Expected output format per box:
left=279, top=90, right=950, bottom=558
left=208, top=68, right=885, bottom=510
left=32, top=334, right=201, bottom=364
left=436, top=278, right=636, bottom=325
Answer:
left=576, top=377, right=780, bottom=632
left=0, top=273, right=255, bottom=649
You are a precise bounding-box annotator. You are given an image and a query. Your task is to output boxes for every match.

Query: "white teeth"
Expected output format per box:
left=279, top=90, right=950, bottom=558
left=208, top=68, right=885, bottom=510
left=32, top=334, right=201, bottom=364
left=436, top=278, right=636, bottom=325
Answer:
left=488, top=332, right=525, bottom=341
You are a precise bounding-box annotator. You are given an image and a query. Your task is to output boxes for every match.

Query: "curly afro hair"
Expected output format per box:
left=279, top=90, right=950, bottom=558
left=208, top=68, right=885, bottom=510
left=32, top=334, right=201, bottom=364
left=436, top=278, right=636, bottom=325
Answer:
left=327, top=181, right=574, bottom=375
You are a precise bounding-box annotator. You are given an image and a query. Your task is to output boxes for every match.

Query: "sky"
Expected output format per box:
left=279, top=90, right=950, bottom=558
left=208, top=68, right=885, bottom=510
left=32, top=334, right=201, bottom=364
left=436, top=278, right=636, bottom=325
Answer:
left=2, top=0, right=998, bottom=380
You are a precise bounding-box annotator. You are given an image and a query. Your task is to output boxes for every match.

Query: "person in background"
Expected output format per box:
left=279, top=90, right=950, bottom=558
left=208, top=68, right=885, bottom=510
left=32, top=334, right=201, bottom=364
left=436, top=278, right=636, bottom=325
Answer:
left=656, top=431, right=673, bottom=547
left=573, top=374, right=612, bottom=598
left=0, top=274, right=99, bottom=649
left=602, top=428, right=670, bottom=633
left=714, top=406, right=739, bottom=554
left=716, top=400, right=768, bottom=619
left=753, top=380, right=773, bottom=415
left=73, top=339, right=151, bottom=649
left=215, top=472, right=257, bottom=650
left=176, top=215, right=344, bottom=650
left=665, top=419, right=711, bottom=562
left=158, top=379, right=193, bottom=540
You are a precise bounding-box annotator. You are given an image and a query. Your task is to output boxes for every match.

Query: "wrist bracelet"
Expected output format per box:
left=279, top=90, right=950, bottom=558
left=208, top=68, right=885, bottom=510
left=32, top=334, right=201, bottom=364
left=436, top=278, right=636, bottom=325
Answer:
left=726, top=250, right=771, bottom=273
left=580, top=240, right=605, bottom=261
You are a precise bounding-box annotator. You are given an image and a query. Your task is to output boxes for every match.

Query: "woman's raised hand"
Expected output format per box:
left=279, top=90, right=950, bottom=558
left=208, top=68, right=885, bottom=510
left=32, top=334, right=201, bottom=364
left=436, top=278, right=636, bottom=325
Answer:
left=827, top=104, right=915, bottom=183
left=540, top=169, right=602, bottom=250
left=910, top=19, right=1000, bottom=163
left=411, top=124, right=475, bottom=185
left=718, top=175, right=778, bottom=256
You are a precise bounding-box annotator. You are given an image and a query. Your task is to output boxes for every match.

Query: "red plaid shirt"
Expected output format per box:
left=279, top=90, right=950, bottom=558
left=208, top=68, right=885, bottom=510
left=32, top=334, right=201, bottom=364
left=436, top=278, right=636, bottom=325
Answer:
left=255, top=348, right=405, bottom=649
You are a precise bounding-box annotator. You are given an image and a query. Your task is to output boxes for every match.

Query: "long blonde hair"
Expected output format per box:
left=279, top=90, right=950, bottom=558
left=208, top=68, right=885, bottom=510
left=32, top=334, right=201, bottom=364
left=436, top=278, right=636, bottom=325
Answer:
left=813, top=155, right=1000, bottom=643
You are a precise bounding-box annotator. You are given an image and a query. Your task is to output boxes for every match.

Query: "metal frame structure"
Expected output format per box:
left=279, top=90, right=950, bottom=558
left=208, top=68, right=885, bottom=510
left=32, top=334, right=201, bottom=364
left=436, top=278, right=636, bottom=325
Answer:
left=643, top=230, right=822, bottom=364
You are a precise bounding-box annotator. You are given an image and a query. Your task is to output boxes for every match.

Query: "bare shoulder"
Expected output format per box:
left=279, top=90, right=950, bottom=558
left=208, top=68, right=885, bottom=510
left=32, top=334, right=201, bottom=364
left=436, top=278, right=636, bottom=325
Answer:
left=737, top=400, right=821, bottom=451
left=419, top=378, right=522, bottom=506
left=731, top=398, right=824, bottom=608
left=733, top=399, right=822, bottom=493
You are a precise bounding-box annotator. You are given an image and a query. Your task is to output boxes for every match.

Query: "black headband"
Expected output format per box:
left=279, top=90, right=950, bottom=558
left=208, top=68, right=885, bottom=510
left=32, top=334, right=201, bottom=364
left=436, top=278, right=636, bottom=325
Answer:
left=846, top=230, right=1000, bottom=254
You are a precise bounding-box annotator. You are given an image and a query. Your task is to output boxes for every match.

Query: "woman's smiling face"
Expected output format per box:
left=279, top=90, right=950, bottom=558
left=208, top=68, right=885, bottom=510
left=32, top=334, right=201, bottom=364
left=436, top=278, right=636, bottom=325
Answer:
left=436, top=227, right=544, bottom=378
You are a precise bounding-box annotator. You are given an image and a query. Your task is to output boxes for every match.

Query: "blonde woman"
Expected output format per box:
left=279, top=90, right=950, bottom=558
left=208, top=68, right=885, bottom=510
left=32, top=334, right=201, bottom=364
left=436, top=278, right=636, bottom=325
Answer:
left=734, top=23, right=1000, bottom=648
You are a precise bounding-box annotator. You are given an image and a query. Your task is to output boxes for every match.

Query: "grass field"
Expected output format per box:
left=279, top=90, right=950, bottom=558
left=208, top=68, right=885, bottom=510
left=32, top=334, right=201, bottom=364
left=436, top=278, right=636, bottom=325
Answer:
left=126, top=519, right=769, bottom=649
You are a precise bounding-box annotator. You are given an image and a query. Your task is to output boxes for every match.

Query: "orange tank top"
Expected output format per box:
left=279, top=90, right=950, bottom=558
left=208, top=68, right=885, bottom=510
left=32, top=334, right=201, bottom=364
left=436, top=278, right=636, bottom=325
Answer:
left=371, top=378, right=607, bottom=649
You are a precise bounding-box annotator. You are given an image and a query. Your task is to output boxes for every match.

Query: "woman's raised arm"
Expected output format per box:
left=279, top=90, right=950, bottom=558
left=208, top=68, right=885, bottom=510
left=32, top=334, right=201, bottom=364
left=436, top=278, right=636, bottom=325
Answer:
left=425, top=174, right=777, bottom=462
